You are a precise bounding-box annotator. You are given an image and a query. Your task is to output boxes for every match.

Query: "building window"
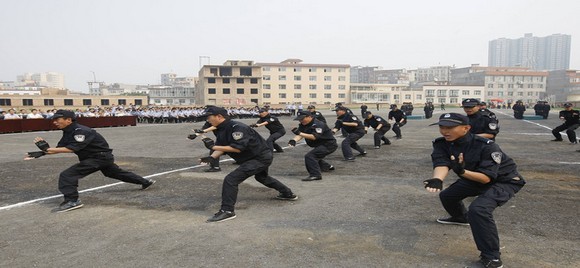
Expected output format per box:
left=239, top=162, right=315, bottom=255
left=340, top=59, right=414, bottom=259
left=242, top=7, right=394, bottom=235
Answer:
left=279, top=75, right=286, bottom=81
left=279, top=84, right=286, bottom=90
left=527, top=91, right=534, bottom=96
left=488, top=84, right=494, bottom=88
left=338, top=85, right=346, bottom=90
left=239, top=67, right=252, bottom=76
left=498, top=91, right=504, bottom=96
left=210, top=68, right=218, bottom=76
left=462, top=90, right=470, bottom=95
left=518, top=92, right=523, bottom=96
left=450, top=98, right=458, bottom=104
left=309, top=68, right=317, bottom=72
left=338, top=68, right=346, bottom=72
left=0, top=98, right=12, bottom=106
left=223, top=78, right=230, bottom=84
left=263, top=84, right=271, bottom=89
left=508, top=92, right=513, bottom=96
left=294, top=85, right=302, bottom=90
left=338, top=93, right=346, bottom=98
left=118, top=99, right=126, bottom=105
left=236, top=78, right=244, bottom=84
left=324, top=85, right=332, bottom=90
left=323, top=68, right=331, bottom=72
left=83, top=99, right=92, bottom=106
left=405, top=94, right=411, bottom=100
left=450, top=90, right=459, bottom=97
left=44, top=99, right=54, bottom=106
left=237, top=88, right=244, bottom=94
left=338, top=76, right=346, bottom=81
left=279, top=93, right=286, bottom=99
left=278, top=67, right=286, bottom=72
left=309, top=93, right=317, bottom=98
left=262, top=67, right=270, bottom=71
left=437, top=90, right=447, bottom=97
left=498, top=84, right=504, bottom=88
left=324, top=93, right=331, bottom=98
left=309, top=85, right=317, bottom=90
left=474, top=90, right=481, bottom=95
left=309, top=76, right=316, bottom=81
left=263, top=75, right=271, bottom=80
left=294, top=67, right=301, bottom=72
left=64, top=99, right=74, bottom=106
left=22, top=99, right=33, bottom=106
left=488, top=91, right=494, bottom=96
left=250, top=78, right=258, bottom=84
left=134, top=99, right=143, bottom=105
left=426, top=90, right=435, bottom=97
left=208, top=78, right=216, bottom=83
left=223, top=88, right=230, bottom=94
left=508, top=84, right=513, bottom=88
left=324, top=76, right=332, bottom=81
left=250, top=88, right=258, bottom=94
left=416, top=94, right=422, bottom=100
left=294, top=93, right=302, bottom=99
left=438, top=98, right=445, bottom=103
left=208, top=88, right=216, bottom=94
left=263, top=93, right=271, bottom=98
left=101, top=99, right=109, bottom=105
left=294, top=75, right=301, bottom=81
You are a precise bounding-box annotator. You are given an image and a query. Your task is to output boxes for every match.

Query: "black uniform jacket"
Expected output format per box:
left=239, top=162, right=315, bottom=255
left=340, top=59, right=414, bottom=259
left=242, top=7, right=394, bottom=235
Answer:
left=57, top=122, right=113, bottom=161
left=364, top=115, right=391, bottom=131
left=214, top=119, right=271, bottom=163
left=298, top=119, right=337, bottom=148
left=559, top=109, right=580, bottom=126
left=335, top=113, right=365, bottom=134
left=257, top=114, right=286, bottom=134
left=431, top=133, right=524, bottom=185
left=468, top=111, right=499, bottom=138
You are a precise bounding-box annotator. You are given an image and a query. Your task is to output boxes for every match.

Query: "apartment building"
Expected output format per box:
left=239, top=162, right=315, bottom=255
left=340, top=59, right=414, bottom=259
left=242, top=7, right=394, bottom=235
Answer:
left=350, top=83, right=414, bottom=105
left=547, top=70, right=580, bottom=104
left=196, top=60, right=261, bottom=106
left=16, top=72, right=65, bottom=89
left=0, top=88, right=147, bottom=109
left=257, top=59, right=350, bottom=105
left=422, top=84, right=485, bottom=105
left=488, top=33, right=571, bottom=70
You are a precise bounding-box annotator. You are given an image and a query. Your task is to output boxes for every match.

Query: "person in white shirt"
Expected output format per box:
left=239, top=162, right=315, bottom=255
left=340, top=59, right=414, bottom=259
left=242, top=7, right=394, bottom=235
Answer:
left=26, top=109, right=45, bottom=119
left=4, top=109, right=22, bottom=119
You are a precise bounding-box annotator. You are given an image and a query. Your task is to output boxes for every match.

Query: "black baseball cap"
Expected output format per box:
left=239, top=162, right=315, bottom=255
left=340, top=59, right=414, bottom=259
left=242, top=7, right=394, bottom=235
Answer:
left=332, top=106, right=347, bottom=111
left=364, top=111, right=373, bottom=116
left=294, top=111, right=313, bottom=120
left=461, top=98, right=480, bottom=107
left=203, top=106, right=228, bottom=116
left=564, top=102, right=573, bottom=108
left=258, top=108, right=269, bottom=113
left=52, top=109, right=76, bottom=120
left=430, top=113, right=470, bottom=126
left=307, top=105, right=316, bottom=109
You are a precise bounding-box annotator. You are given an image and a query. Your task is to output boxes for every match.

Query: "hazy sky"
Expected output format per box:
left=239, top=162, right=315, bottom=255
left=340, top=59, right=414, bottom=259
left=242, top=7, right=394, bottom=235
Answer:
left=1, top=0, right=578, bottom=92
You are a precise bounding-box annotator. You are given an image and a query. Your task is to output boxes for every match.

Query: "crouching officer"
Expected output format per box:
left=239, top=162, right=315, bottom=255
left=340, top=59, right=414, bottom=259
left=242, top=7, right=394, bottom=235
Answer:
left=250, top=108, right=286, bottom=153
left=288, top=111, right=338, bottom=181
left=199, top=106, right=297, bottom=223
left=363, top=111, right=391, bottom=149
left=307, top=104, right=326, bottom=123
left=25, top=109, right=155, bottom=212
left=331, top=106, right=366, bottom=161
left=551, top=102, right=579, bottom=144
left=424, top=113, right=525, bottom=268
left=461, top=98, right=499, bottom=140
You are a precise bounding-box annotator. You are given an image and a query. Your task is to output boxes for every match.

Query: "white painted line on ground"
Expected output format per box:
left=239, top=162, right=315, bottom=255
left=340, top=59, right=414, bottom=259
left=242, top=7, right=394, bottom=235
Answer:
left=495, top=110, right=578, bottom=141
left=558, top=162, right=580, bottom=165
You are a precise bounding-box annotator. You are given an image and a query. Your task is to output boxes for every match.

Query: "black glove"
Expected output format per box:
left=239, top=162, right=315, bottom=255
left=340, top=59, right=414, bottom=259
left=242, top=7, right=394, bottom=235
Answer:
left=450, top=155, right=465, bottom=175
left=423, top=178, right=443, bottom=190
left=249, top=123, right=258, bottom=128
left=200, top=156, right=217, bottom=165
left=194, top=129, right=205, bottom=134
left=202, top=138, right=215, bottom=150
left=288, top=140, right=296, bottom=147
left=187, top=134, right=197, bottom=140
left=27, top=151, right=46, bottom=158
left=35, top=140, right=50, bottom=151
left=291, top=127, right=301, bottom=135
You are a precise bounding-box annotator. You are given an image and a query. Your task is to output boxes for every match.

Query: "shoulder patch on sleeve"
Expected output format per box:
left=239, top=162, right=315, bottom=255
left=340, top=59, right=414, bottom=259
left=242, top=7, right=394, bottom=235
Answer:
left=489, top=123, right=498, bottom=130
left=232, top=132, right=244, bottom=140
left=491, top=152, right=502, bottom=164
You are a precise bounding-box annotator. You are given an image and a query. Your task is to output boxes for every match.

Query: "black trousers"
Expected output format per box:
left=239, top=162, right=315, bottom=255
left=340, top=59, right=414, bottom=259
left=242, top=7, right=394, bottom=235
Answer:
left=305, top=143, right=338, bottom=177
left=341, top=132, right=365, bottom=159
left=392, top=123, right=403, bottom=138
left=552, top=123, right=579, bottom=143
left=373, top=127, right=391, bottom=146
left=59, top=154, right=148, bottom=201
left=266, top=131, right=286, bottom=152
left=439, top=179, right=523, bottom=260
left=221, top=155, right=292, bottom=212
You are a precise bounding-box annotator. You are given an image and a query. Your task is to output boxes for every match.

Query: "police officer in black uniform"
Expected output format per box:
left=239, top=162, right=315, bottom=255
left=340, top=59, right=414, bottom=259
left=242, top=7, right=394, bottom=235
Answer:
left=250, top=108, right=286, bottom=153
left=424, top=113, right=525, bottom=268
left=288, top=111, right=338, bottom=181
left=461, top=98, right=499, bottom=140
left=198, top=106, right=297, bottom=223
left=423, top=102, right=435, bottom=119
left=27, top=110, right=155, bottom=212
left=551, top=102, right=579, bottom=144
left=332, top=106, right=366, bottom=161
left=363, top=111, right=391, bottom=149
left=360, top=103, right=368, bottom=117
left=388, top=104, right=407, bottom=139
left=512, top=100, right=526, bottom=119
left=307, top=105, right=326, bottom=123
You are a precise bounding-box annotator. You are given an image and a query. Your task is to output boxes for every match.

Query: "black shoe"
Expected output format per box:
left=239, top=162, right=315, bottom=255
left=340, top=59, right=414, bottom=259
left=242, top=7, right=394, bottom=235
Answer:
left=344, top=157, right=355, bottom=162
left=383, top=140, right=391, bottom=145
left=374, top=146, right=380, bottom=149
left=480, top=256, right=503, bottom=268
left=396, top=136, right=402, bottom=140
left=141, top=179, right=156, bottom=190
left=357, top=151, right=367, bottom=156
left=328, top=165, right=335, bottom=171
left=204, top=167, right=221, bottom=172
left=436, top=216, right=469, bottom=226
left=302, top=176, right=322, bottom=181
left=52, top=200, right=84, bottom=213
left=275, top=193, right=298, bottom=200
left=207, top=210, right=236, bottom=223
left=551, top=138, right=563, bottom=142
left=571, top=141, right=578, bottom=144
left=274, top=150, right=284, bottom=153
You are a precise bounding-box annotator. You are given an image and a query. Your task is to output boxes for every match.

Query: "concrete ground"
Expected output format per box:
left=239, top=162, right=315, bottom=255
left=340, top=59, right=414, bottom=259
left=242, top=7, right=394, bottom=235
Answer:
left=0, top=108, right=578, bottom=268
